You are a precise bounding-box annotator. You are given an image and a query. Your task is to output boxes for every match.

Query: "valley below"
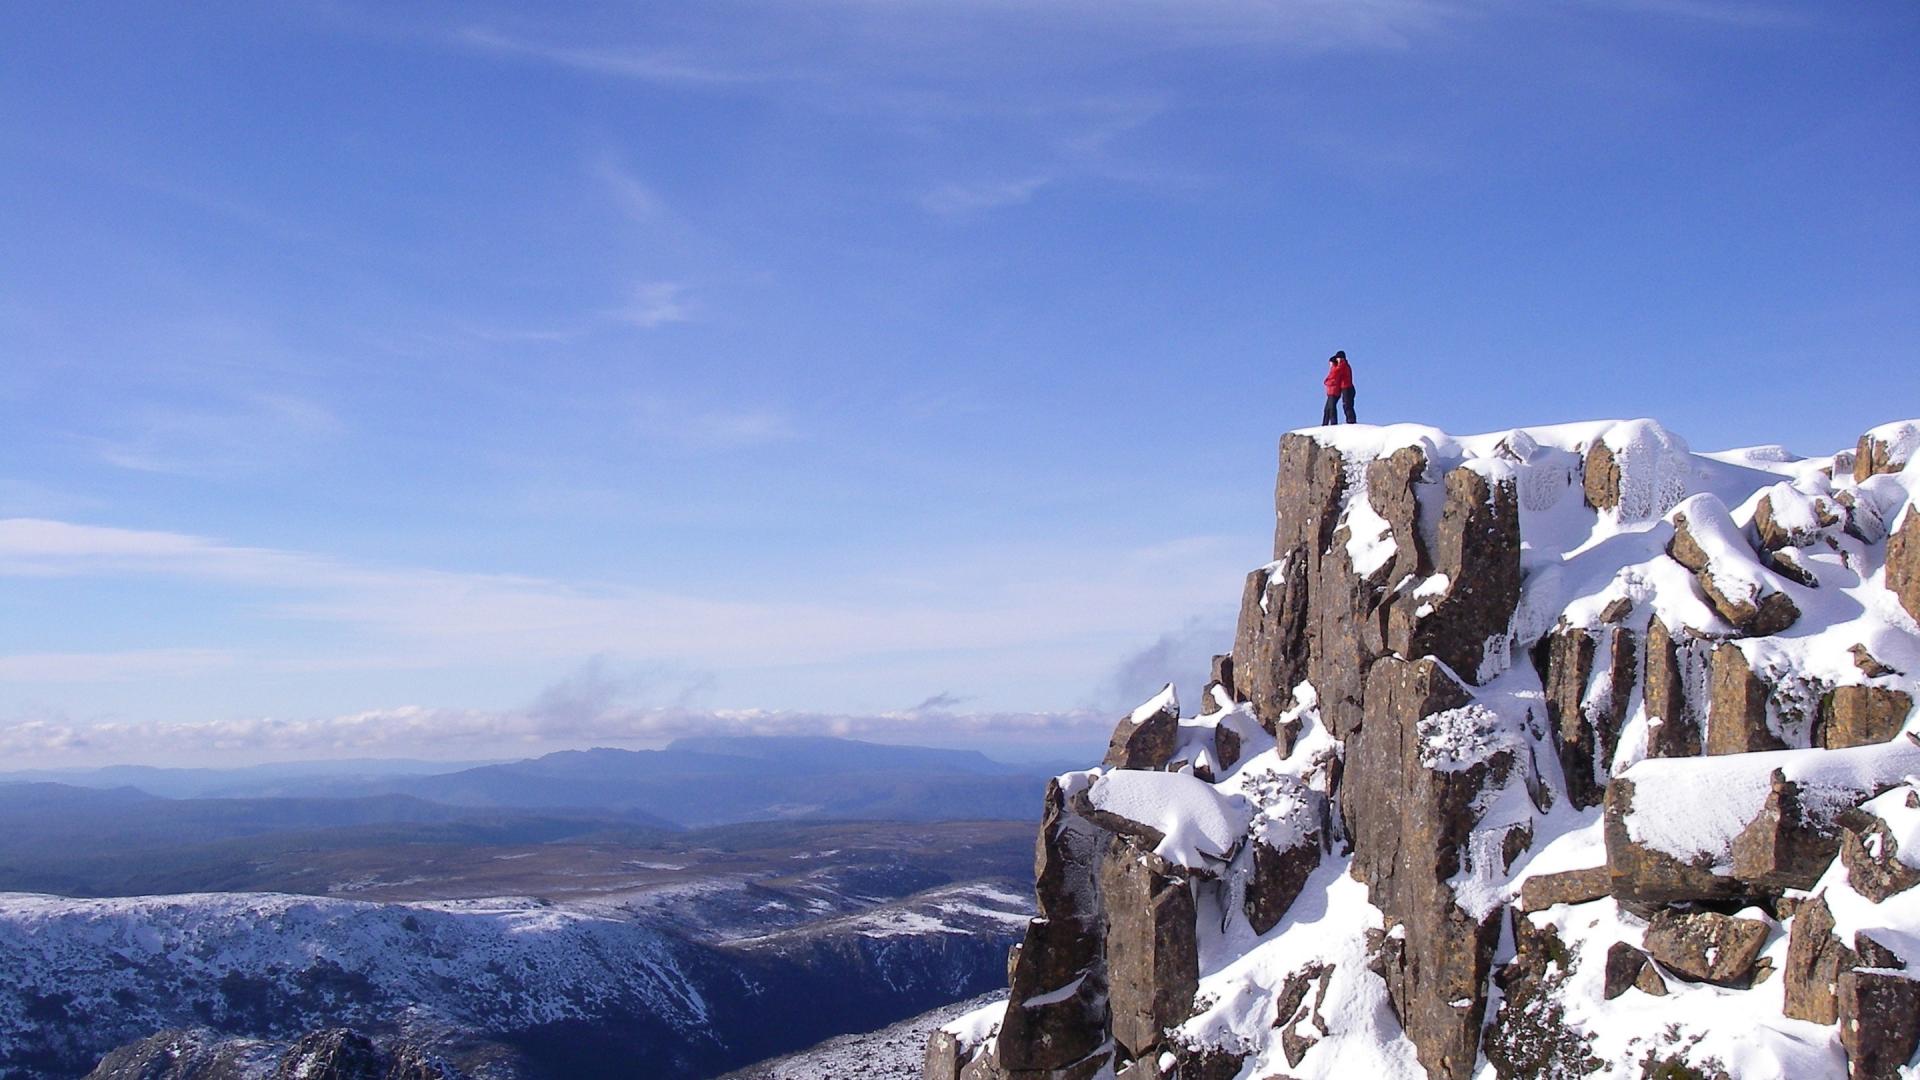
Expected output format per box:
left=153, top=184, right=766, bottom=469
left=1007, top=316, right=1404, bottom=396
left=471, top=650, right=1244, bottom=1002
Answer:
left=0, top=739, right=1049, bottom=1079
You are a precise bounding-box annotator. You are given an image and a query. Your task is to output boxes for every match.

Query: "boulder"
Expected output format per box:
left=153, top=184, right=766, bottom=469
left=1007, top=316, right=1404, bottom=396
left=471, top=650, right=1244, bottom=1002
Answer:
left=1669, top=496, right=1801, bottom=637
left=1602, top=941, right=1667, bottom=1000
left=1104, top=686, right=1180, bottom=770
left=1853, top=421, right=1920, bottom=483
left=1706, top=643, right=1787, bottom=755
left=1483, top=917, right=1603, bottom=1078
left=1581, top=420, right=1691, bottom=522
left=1165, top=1043, right=1246, bottom=1080
left=1838, top=969, right=1920, bottom=1080
left=1583, top=440, right=1622, bottom=511
left=924, top=1031, right=965, bottom=1080
left=1785, top=893, right=1853, bottom=1024
left=1517, top=866, right=1611, bottom=913
left=1753, top=485, right=1841, bottom=552
left=1821, top=686, right=1913, bottom=750
left=1641, top=909, right=1770, bottom=988
left=1243, top=779, right=1325, bottom=934
left=82, top=1029, right=273, bottom=1080
left=1839, top=786, right=1920, bottom=903
left=1208, top=653, right=1238, bottom=702
left=1608, top=742, right=1920, bottom=904
left=272, top=1031, right=389, bottom=1080
left=1100, top=835, right=1199, bottom=1061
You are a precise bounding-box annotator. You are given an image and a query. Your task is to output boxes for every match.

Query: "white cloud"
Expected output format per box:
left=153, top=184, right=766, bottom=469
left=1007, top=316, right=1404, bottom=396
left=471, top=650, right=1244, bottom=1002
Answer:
left=0, top=697, right=1110, bottom=766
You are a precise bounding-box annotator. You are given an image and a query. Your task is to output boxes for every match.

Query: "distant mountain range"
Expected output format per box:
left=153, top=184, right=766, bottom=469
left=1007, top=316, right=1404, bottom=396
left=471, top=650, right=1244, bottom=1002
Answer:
left=0, top=735, right=1072, bottom=828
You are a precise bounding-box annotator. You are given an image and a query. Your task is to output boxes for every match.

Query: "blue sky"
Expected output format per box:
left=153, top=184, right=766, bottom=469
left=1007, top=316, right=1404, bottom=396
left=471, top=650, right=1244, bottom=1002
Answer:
left=2, top=1, right=1915, bottom=766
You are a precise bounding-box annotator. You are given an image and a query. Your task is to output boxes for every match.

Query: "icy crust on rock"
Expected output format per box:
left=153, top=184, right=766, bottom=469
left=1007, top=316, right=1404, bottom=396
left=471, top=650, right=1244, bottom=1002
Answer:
left=1082, top=769, right=1252, bottom=867
left=1859, top=783, right=1920, bottom=872
left=1621, top=741, right=1920, bottom=865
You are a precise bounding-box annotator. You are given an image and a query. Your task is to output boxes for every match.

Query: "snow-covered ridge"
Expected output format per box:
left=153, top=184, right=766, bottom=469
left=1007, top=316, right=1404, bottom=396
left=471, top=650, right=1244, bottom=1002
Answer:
left=934, top=417, right=1920, bottom=1080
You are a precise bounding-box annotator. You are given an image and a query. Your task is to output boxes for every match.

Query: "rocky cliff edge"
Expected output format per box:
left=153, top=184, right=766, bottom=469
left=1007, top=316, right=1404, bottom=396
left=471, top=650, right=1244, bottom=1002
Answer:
left=927, top=418, right=1920, bottom=1080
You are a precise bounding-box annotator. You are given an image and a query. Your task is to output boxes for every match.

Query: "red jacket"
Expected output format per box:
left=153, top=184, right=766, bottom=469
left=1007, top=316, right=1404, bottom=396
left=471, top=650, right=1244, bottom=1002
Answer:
left=1324, top=359, right=1354, bottom=394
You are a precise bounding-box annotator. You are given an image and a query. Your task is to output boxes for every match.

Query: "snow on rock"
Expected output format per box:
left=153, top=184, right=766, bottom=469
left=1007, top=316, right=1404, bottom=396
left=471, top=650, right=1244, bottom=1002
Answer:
left=1080, top=770, right=1251, bottom=868
left=1617, top=740, right=1920, bottom=867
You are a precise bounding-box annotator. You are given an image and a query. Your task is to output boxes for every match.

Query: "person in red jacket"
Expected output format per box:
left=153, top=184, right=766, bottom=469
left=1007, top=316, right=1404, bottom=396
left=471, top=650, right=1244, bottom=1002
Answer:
left=1322, top=350, right=1357, bottom=425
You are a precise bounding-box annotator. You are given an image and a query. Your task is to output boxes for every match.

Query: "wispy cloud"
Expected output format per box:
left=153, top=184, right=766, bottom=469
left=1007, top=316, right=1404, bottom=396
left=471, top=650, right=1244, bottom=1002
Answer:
left=0, top=648, right=237, bottom=683
left=0, top=517, right=1248, bottom=677
left=922, top=175, right=1055, bottom=217
left=634, top=396, right=799, bottom=452
left=453, top=25, right=759, bottom=85
left=612, top=281, right=694, bottom=329
left=79, top=392, right=342, bottom=477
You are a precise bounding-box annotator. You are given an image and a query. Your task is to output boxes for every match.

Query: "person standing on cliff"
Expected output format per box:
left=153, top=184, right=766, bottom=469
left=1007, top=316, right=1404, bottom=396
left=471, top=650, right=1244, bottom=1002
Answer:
left=1321, top=350, right=1357, bottom=425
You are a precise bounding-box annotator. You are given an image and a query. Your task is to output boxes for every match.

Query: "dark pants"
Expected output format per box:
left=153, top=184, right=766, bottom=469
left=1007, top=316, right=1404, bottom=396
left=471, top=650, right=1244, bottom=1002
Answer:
left=1322, top=388, right=1357, bottom=425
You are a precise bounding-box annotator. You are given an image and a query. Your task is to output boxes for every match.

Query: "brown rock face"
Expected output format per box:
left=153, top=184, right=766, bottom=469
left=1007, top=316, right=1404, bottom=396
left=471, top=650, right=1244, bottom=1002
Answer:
left=1100, top=835, right=1198, bottom=1061
left=1582, top=440, right=1621, bottom=511
left=1821, top=686, right=1914, bottom=750
left=1642, top=910, right=1771, bottom=987
left=1838, top=969, right=1920, bottom=1080
left=1104, top=688, right=1179, bottom=770
left=1340, top=657, right=1509, bottom=1080
left=1643, top=619, right=1704, bottom=758
left=1706, top=644, right=1788, bottom=755
left=1888, top=508, right=1920, bottom=623
left=1396, top=467, right=1523, bottom=682
left=1232, top=435, right=1350, bottom=736
left=997, top=780, right=1108, bottom=1072
left=1540, top=625, right=1635, bottom=809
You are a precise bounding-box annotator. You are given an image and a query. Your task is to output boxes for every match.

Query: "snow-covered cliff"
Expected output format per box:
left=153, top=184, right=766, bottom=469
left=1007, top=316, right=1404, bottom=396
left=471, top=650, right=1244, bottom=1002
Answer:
left=931, top=419, right=1920, bottom=1080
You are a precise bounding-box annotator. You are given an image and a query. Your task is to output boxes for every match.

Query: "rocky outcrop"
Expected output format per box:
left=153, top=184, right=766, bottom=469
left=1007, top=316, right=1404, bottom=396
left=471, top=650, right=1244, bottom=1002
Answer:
left=1104, top=686, right=1179, bottom=770
left=939, top=418, right=1920, bottom=1080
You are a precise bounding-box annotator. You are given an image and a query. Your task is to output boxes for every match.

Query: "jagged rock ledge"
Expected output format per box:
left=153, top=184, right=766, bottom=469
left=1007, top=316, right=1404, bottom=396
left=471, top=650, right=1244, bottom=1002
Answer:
left=928, top=417, right=1920, bottom=1080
